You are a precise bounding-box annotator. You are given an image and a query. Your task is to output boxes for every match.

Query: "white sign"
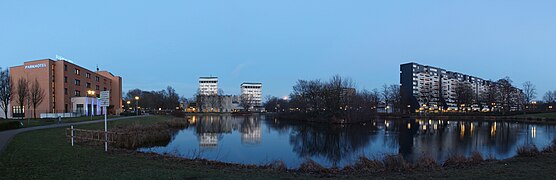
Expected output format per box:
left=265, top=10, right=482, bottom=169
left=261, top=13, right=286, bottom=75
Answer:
left=24, top=64, right=47, bottom=69
left=100, top=91, right=110, bottom=107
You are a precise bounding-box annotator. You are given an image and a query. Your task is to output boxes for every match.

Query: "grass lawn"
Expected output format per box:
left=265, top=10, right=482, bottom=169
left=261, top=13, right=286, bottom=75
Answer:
left=1, top=115, right=556, bottom=179
left=2, top=115, right=120, bottom=130
left=514, top=112, right=556, bottom=119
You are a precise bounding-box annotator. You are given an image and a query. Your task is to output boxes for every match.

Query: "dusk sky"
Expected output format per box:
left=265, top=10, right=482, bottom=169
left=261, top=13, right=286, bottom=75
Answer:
left=1, top=0, right=555, bottom=100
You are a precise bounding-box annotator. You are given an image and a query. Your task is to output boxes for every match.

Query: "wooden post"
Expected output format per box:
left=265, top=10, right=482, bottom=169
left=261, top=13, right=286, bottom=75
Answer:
left=71, top=125, right=74, bottom=146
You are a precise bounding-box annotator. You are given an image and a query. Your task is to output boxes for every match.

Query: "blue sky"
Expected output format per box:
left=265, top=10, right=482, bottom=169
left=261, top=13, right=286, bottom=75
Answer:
left=1, top=0, right=555, bottom=100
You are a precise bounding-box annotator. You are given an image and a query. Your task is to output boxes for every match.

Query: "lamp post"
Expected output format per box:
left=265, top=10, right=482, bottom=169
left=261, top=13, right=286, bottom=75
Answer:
left=135, top=96, right=140, bottom=116
left=87, top=90, right=96, bottom=120
left=126, top=101, right=131, bottom=112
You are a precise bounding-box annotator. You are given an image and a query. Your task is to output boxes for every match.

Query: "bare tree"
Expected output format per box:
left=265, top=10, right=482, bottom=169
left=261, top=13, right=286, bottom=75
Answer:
left=522, top=81, right=536, bottom=104
left=30, top=79, right=45, bottom=119
left=544, top=90, right=555, bottom=105
left=455, top=82, right=474, bottom=110
left=15, top=78, right=29, bottom=119
left=0, top=68, right=12, bottom=119
left=497, top=77, right=514, bottom=113
left=240, top=94, right=253, bottom=112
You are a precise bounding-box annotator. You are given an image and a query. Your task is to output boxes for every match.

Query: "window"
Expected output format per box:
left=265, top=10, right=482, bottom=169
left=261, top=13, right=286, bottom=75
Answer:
left=95, top=76, right=99, bottom=82
left=103, top=87, right=107, bottom=91
left=95, top=85, right=99, bottom=90
left=75, top=90, right=81, bottom=97
left=86, top=73, right=91, bottom=78
left=74, top=79, right=81, bottom=86
left=64, top=65, right=67, bottom=71
left=75, top=69, right=80, bottom=75
left=64, top=88, right=68, bottom=95
left=86, top=83, right=91, bottom=88
left=64, top=77, right=67, bottom=83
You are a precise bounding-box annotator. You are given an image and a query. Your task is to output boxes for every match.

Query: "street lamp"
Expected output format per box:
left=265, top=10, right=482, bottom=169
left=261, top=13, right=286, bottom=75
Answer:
left=87, top=90, right=96, bottom=120
left=135, top=96, right=140, bottom=116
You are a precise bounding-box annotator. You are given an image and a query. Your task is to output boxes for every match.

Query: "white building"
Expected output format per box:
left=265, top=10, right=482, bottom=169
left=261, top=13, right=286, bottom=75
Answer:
left=199, top=77, right=218, bottom=96
left=240, top=82, right=262, bottom=108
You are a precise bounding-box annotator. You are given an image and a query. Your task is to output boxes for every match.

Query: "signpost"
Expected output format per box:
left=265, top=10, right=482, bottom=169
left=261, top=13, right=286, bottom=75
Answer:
left=100, top=91, right=110, bottom=152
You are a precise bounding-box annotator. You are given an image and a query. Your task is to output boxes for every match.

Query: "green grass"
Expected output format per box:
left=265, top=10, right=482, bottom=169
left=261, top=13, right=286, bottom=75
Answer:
left=514, top=112, right=556, bottom=119
left=1, top=115, right=556, bottom=179
left=6, top=115, right=119, bottom=129
left=0, top=116, right=307, bottom=179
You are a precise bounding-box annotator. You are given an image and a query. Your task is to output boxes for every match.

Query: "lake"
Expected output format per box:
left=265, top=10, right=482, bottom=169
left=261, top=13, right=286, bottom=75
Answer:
left=138, top=115, right=556, bottom=168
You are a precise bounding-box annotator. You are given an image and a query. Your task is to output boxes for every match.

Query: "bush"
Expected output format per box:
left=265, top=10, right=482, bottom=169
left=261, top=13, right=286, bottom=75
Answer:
left=0, top=120, right=22, bottom=131
left=263, top=160, right=288, bottom=171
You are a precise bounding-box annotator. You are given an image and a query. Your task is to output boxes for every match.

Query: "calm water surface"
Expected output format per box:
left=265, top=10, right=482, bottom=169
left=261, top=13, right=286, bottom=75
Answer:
left=138, top=115, right=556, bottom=168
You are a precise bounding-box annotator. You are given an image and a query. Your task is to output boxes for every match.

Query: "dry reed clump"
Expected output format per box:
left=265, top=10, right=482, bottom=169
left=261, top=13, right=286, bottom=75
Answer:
left=353, top=156, right=384, bottom=172
left=382, top=155, right=409, bottom=172
left=542, top=139, right=556, bottom=153
left=298, top=159, right=325, bottom=173
left=414, top=153, right=439, bottom=170
left=263, top=160, right=288, bottom=171
left=112, top=118, right=188, bottom=149
left=517, top=145, right=540, bottom=157
left=443, top=154, right=468, bottom=168
left=469, top=152, right=484, bottom=165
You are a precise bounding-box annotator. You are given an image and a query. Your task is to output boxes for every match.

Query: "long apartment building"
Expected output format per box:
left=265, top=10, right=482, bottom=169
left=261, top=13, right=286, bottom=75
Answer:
left=8, top=59, right=122, bottom=118
left=400, top=62, right=492, bottom=111
left=241, top=82, right=263, bottom=108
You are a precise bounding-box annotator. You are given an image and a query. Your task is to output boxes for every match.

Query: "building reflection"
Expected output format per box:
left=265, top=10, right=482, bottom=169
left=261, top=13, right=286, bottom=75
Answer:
left=241, top=116, right=262, bottom=144
left=187, top=115, right=263, bottom=147
left=174, top=115, right=556, bottom=166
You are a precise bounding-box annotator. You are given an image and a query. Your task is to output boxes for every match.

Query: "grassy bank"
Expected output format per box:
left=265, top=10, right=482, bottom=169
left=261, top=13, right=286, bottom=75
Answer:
left=2, top=115, right=556, bottom=179
left=1, top=115, right=119, bottom=131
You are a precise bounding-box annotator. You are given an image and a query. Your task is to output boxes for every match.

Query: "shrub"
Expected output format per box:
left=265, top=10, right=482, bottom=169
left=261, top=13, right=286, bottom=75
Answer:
left=517, top=145, right=540, bottom=157
left=0, top=120, right=22, bottom=131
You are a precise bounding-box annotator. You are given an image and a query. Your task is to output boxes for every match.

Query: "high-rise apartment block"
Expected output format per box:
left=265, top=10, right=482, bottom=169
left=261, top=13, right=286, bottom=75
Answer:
left=400, top=62, right=492, bottom=111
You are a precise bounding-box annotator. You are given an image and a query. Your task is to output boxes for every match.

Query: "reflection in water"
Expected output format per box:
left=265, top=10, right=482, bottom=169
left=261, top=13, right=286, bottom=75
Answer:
left=139, top=115, right=556, bottom=168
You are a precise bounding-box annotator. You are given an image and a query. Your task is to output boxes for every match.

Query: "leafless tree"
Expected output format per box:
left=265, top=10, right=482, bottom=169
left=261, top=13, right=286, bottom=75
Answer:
left=522, top=81, right=536, bottom=104
left=15, top=78, right=29, bottom=119
left=0, top=68, right=12, bottom=119
left=455, top=82, right=474, bottom=110
left=30, top=79, right=45, bottom=119
left=240, top=94, right=254, bottom=112
left=388, top=84, right=401, bottom=112
left=544, top=90, right=555, bottom=105
left=497, top=77, right=515, bottom=112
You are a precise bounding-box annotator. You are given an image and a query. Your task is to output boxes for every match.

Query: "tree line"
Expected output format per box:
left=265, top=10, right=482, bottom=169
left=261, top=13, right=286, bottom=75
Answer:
left=264, top=75, right=402, bottom=123
left=124, top=86, right=184, bottom=112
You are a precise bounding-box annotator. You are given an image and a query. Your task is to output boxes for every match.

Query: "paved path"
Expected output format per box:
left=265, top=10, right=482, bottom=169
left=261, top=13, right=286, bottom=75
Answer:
left=0, top=116, right=147, bottom=154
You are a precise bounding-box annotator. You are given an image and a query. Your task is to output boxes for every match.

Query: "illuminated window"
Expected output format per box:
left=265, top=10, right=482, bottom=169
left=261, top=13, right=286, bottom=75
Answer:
left=86, top=73, right=91, bottom=78
left=75, top=69, right=80, bottom=75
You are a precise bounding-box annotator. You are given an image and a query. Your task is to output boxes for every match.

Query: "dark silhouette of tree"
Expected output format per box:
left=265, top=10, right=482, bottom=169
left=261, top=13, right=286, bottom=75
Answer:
left=0, top=68, right=12, bottom=119
left=455, top=82, right=474, bottom=111
left=15, top=78, right=29, bottom=119
left=30, top=79, right=45, bottom=119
